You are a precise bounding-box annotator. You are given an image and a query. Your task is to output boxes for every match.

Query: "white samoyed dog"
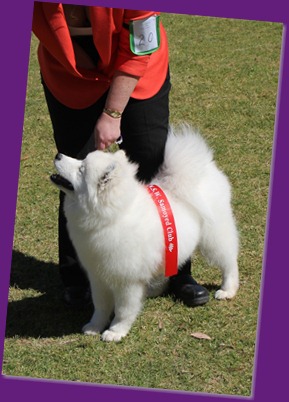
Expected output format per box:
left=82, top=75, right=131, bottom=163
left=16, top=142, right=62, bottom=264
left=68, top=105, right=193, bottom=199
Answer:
left=50, top=125, right=239, bottom=342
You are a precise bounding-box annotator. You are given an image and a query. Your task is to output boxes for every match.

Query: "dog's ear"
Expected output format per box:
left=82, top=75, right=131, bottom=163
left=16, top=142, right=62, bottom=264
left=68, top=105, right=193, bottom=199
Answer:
left=115, top=149, right=139, bottom=178
left=114, top=149, right=126, bottom=160
left=98, top=163, right=116, bottom=190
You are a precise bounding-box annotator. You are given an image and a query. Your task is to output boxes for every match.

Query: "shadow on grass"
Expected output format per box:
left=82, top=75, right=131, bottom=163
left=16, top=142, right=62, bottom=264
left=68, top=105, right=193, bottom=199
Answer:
left=5, top=250, right=93, bottom=339
left=5, top=250, right=218, bottom=340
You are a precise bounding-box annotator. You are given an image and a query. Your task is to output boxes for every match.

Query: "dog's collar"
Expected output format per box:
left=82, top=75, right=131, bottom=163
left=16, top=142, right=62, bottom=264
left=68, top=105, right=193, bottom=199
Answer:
left=147, top=184, right=178, bottom=277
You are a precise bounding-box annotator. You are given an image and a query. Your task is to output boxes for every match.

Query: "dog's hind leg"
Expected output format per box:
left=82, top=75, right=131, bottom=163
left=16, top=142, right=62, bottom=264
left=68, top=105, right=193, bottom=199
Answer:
left=200, top=214, right=239, bottom=300
left=101, top=283, right=145, bottom=342
left=214, top=259, right=239, bottom=300
left=82, top=277, right=114, bottom=336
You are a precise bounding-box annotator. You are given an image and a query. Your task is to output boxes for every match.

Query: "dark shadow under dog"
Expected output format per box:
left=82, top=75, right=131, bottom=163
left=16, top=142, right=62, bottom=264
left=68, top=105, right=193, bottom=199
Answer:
left=5, top=250, right=93, bottom=339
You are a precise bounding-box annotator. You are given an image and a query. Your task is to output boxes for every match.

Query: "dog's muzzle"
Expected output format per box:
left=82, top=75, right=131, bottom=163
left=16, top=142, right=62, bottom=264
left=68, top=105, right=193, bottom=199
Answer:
left=51, top=153, right=74, bottom=191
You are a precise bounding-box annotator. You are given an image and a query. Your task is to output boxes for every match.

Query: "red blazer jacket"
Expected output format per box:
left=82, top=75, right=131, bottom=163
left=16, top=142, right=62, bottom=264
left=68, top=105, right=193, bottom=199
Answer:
left=32, top=2, right=169, bottom=108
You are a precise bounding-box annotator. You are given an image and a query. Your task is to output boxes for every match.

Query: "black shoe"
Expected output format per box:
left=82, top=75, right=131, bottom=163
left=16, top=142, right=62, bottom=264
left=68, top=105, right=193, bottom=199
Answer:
left=169, top=274, right=209, bottom=307
left=63, top=286, right=92, bottom=308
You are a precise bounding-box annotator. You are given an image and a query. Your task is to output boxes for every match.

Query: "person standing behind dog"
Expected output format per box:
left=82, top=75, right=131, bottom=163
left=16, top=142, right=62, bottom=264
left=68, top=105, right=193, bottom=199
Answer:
left=32, top=2, right=209, bottom=308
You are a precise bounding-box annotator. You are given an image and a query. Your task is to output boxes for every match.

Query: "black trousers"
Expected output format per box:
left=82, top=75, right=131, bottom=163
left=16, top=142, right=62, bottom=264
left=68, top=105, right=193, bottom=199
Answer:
left=42, top=71, right=191, bottom=287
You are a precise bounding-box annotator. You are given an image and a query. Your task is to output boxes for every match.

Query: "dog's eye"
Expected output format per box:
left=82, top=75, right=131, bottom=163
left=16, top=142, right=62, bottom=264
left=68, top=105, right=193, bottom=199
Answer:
left=79, top=165, right=85, bottom=174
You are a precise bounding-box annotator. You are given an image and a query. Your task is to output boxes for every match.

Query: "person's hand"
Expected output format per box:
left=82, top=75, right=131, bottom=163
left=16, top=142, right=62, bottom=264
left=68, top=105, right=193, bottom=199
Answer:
left=94, top=112, right=121, bottom=150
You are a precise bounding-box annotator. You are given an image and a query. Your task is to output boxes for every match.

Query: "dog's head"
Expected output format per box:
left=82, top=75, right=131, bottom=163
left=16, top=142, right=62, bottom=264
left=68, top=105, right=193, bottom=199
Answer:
left=50, top=150, right=138, bottom=214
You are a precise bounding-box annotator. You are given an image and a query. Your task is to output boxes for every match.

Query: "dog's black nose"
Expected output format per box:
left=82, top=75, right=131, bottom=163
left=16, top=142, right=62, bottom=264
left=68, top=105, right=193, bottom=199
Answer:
left=55, top=153, right=62, bottom=161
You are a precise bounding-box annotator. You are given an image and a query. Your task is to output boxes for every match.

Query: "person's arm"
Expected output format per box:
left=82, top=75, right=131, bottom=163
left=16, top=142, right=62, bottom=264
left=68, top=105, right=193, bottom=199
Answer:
left=94, top=9, right=162, bottom=150
left=94, top=71, right=139, bottom=150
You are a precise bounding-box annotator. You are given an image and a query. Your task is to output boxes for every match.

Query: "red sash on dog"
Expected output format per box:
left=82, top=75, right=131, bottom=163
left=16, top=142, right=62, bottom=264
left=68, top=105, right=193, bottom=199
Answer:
left=147, top=184, right=178, bottom=277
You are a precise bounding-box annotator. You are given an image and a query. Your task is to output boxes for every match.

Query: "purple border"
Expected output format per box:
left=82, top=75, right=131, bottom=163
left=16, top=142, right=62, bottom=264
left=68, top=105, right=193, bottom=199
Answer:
left=1, top=1, right=288, bottom=401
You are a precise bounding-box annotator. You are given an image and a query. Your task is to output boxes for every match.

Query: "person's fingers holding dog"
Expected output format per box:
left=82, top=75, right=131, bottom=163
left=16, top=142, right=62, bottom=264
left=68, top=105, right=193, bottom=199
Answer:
left=94, top=110, right=122, bottom=150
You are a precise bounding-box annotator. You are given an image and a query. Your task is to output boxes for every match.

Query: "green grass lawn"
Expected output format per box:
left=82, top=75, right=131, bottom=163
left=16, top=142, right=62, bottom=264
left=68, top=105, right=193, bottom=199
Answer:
left=3, top=13, right=282, bottom=396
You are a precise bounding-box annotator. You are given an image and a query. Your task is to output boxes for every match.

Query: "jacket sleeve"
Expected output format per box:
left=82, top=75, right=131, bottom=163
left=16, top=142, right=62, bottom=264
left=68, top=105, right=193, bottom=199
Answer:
left=114, top=10, right=161, bottom=77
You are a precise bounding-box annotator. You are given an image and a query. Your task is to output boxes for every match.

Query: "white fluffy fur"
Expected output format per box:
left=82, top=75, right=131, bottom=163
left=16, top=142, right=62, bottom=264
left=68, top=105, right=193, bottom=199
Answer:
left=52, top=125, right=239, bottom=342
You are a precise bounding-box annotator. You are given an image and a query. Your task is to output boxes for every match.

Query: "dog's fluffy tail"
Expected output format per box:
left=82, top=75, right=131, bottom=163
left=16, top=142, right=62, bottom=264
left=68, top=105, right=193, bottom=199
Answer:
left=159, top=124, right=214, bottom=187
left=154, top=124, right=220, bottom=223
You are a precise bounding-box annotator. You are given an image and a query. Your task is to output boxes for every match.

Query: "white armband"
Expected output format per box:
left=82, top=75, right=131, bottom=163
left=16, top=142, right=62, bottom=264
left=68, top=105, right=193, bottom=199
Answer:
left=129, top=15, right=160, bottom=55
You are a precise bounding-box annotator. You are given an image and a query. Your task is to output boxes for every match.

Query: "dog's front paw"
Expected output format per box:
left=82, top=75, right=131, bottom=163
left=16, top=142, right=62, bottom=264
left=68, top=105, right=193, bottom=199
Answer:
left=101, top=329, right=126, bottom=342
left=215, top=288, right=237, bottom=300
left=82, top=322, right=101, bottom=336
